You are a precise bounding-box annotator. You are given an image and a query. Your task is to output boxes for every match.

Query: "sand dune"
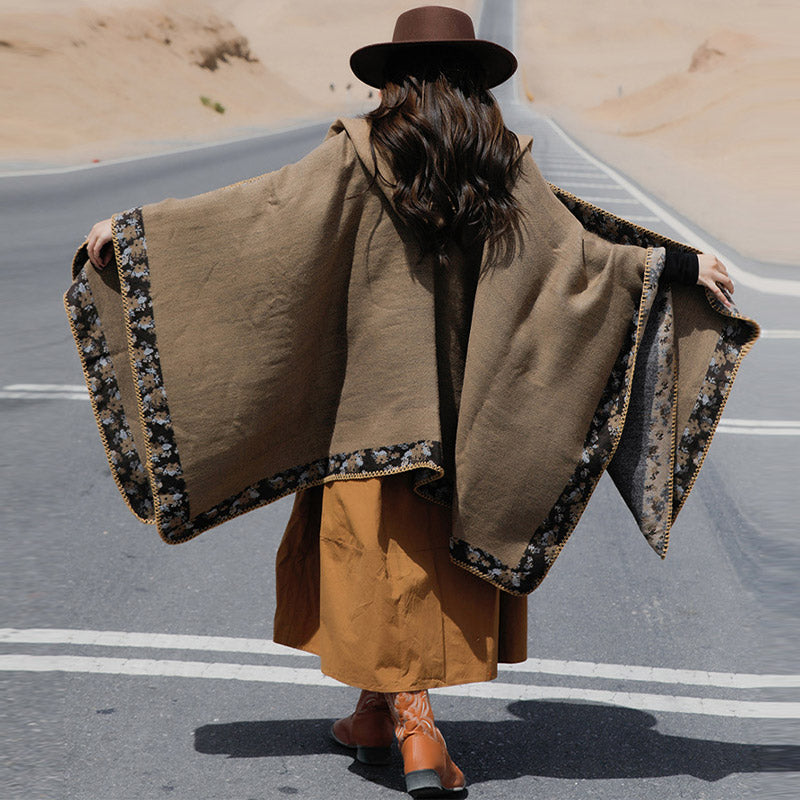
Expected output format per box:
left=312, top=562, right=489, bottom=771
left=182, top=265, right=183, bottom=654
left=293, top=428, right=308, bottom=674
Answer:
left=1, top=1, right=313, bottom=163
left=0, top=0, right=795, bottom=263
left=0, top=0, right=474, bottom=164
left=519, top=1, right=798, bottom=263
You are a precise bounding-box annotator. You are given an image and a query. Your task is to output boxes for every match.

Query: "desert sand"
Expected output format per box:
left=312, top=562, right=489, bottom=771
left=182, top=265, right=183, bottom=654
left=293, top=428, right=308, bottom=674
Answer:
left=519, top=0, right=799, bottom=264
left=1, top=0, right=796, bottom=263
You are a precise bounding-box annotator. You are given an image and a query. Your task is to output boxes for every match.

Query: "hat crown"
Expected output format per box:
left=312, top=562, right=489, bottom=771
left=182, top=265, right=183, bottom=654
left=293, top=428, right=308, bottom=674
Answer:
left=392, top=6, right=476, bottom=44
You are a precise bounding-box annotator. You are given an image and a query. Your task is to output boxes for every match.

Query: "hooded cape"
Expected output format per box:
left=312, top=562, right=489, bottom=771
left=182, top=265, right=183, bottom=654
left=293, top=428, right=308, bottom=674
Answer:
left=64, top=118, right=759, bottom=595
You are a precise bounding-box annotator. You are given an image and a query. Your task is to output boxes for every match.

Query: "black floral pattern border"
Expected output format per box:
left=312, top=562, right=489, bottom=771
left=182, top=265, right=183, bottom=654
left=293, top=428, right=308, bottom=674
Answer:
left=64, top=267, right=153, bottom=520
left=182, top=440, right=445, bottom=543
left=68, top=210, right=448, bottom=543
left=551, top=184, right=697, bottom=253
left=111, top=207, right=192, bottom=541
left=450, top=249, right=667, bottom=594
left=673, top=317, right=753, bottom=513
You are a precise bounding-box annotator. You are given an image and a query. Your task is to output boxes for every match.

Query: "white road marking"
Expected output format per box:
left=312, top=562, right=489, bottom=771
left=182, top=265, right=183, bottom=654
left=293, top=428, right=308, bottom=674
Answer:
left=0, top=628, right=307, bottom=658
left=718, top=419, right=800, bottom=436
left=2, top=654, right=797, bottom=718
left=543, top=170, right=606, bottom=178
left=556, top=182, right=626, bottom=190
left=500, top=657, right=800, bottom=689
left=0, top=392, right=87, bottom=400
left=544, top=117, right=800, bottom=297
left=437, top=681, right=800, bottom=719
left=760, top=329, right=800, bottom=338
left=6, top=384, right=87, bottom=392
left=3, top=628, right=798, bottom=688
left=0, top=118, right=332, bottom=179
left=2, top=383, right=87, bottom=400
left=574, top=196, right=641, bottom=205
left=4, top=383, right=798, bottom=436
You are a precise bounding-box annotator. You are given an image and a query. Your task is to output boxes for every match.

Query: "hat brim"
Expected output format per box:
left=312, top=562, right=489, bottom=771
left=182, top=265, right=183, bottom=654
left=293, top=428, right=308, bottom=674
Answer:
left=350, top=39, right=517, bottom=89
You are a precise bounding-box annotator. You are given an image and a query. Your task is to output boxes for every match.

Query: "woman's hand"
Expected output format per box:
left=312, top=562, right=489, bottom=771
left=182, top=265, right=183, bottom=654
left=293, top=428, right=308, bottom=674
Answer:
left=697, top=253, right=734, bottom=309
left=86, top=218, right=114, bottom=270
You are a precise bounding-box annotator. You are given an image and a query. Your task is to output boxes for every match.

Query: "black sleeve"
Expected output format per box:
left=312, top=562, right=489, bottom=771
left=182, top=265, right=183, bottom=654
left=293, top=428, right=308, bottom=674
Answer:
left=663, top=250, right=699, bottom=285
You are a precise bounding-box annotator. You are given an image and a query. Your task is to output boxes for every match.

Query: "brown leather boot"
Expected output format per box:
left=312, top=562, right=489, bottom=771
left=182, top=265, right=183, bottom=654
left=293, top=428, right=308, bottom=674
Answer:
left=385, top=690, right=466, bottom=797
left=330, top=689, right=394, bottom=765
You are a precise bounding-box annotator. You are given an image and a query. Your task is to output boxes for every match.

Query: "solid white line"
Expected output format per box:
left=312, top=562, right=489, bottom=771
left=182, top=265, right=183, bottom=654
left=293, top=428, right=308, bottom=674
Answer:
left=436, top=681, right=800, bottom=719
left=3, top=628, right=797, bottom=688
left=5, top=384, right=87, bottom=392
left=717, top=425, right=800, bottom=436
left=0, top=392, right=88, bottom=400
left=722, top=419, right=800, bottom=428
left=626, top=216, right=661, bottom=223
left=0, top=118, right=331, bottom=178
left=3, top=654, right=798, bottom=718
left=0, top=654, right=337, bottom=686
left=544, top=117, right=800, bottom=297
left=1, top=384, right=87, bottom=400
left=760, top=329, right=800, bottom=338
left=0, top=628, right=312, bottom=658
left=718, top=418, right=800, bottom=435
left=500, top=657, right=800, bottom=689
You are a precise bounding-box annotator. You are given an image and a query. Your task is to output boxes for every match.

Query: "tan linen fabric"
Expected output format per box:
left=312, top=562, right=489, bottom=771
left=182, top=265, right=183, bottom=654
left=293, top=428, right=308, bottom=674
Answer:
left=64, top=117, right=759, bottom=595
left=274, top=473, right=527, bottom=691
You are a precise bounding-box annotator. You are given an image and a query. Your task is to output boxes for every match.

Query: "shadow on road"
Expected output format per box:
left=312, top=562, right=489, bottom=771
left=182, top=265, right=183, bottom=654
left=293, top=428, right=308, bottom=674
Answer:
left=194, top=700, right=799, bottom=787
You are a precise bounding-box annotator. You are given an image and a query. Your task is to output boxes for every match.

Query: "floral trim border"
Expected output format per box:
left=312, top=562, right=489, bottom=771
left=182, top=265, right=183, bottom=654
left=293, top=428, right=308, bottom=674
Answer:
left=550, top=184, right=695, bottom=252
left=623, top=287, right=676, bottom=556
left=174, top=440, right=445, bottom=543
left=110, top=207, right=192, bottom=541
left=69, top=208, right=447, bottom=543
left=450, top=191, right=759, bottom=595
left=450, top=247, right=665, bottom=594
left=64, top=269, right=153, bottom=520
left=673, top=316, right=754, bottom=513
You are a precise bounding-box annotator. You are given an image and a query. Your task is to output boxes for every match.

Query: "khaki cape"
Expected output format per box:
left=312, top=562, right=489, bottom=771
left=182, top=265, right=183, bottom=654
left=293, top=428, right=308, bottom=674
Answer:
left=64, top=118, right=759, bottom=595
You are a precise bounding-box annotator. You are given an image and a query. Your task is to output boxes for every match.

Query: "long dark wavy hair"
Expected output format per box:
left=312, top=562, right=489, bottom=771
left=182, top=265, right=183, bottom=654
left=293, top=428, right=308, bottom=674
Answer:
left=365, top=49, right=525, bottom=268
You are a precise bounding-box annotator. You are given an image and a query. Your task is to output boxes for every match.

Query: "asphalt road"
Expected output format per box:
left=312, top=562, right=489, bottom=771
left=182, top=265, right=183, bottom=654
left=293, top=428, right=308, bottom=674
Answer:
left=2, top=1, right=798, bottom=798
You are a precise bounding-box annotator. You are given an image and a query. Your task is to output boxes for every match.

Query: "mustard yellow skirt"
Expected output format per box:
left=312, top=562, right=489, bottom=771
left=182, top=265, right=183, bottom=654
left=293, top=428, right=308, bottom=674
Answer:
left=273, top=473, right=527, bottom=692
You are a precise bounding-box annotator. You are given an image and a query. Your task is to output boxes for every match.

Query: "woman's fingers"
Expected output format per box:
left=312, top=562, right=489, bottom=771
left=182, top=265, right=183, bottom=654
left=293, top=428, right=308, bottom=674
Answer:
left=86, top=219, right=113, bottom=269
left=697, top=253, right=734, bottom=309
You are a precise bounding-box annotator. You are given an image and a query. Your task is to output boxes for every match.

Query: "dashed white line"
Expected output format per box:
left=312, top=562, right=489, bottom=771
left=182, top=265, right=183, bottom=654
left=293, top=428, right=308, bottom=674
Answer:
left=2, top=654, right=797, bottom=718
left=574, top=196, right=641, bottom=205
left=542, top=170, right=606, bottom=177
left=544, top=117, right=800, bottom=297
left=554, top=182, right=626, bottom=190
left=626, top=216, right=661, bottom=223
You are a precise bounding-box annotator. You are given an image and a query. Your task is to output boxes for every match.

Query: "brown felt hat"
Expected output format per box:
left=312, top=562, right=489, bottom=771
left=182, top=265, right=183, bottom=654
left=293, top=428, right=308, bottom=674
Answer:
left=350, top=6, right=517, bottom=89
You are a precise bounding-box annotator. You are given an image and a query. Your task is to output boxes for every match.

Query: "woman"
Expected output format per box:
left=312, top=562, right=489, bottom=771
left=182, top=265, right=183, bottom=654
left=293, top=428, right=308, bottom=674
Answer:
left=78, top=7, right=754, bottom=798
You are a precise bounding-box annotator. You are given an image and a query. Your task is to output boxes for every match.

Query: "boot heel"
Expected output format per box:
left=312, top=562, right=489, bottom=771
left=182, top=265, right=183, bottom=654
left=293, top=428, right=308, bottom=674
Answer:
left=405, top=767, right=457, bottom=797
left=356, top=744, right=392, bottom=765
